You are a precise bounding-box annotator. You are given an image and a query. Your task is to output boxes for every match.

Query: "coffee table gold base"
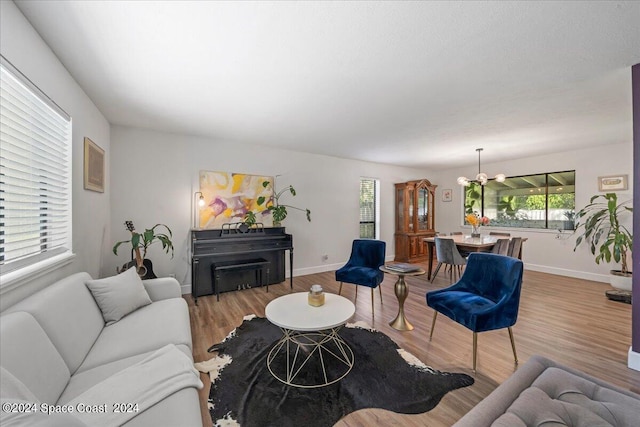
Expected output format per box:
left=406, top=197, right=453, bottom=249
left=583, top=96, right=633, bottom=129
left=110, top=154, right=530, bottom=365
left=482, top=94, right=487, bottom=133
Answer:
left=389, top=275, right=414, bottom=331
left=266, top=326, right=354, bottom=388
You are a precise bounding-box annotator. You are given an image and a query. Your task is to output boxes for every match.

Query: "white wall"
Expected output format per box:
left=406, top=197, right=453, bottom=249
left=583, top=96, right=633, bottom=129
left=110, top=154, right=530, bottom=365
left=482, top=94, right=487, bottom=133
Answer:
left=109, top=126, right=429, bottom=291
left=110, top=128, right=633, bottom=288
left=432, top=143, right=633, bottom=282
left=0, top=1, right=111, bottom=310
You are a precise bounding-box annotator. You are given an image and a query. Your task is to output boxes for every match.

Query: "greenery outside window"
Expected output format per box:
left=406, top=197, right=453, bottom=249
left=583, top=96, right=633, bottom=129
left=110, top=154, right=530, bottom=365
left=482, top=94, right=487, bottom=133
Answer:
left=360, top=178, right=379, bottom=239
left=464, top=171, right=575, bottom=230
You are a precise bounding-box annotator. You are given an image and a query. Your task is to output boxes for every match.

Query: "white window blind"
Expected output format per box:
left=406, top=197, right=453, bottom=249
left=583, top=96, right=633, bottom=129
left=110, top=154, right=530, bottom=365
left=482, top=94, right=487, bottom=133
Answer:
left=359, top=178, right=377, bottom=239
left=0, top=56, right=72, bottom=276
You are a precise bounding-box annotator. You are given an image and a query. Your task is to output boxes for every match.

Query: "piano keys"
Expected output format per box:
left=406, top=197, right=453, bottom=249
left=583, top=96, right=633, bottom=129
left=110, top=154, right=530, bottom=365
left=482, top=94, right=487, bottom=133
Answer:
left=191, top=224, right=293, bottom=303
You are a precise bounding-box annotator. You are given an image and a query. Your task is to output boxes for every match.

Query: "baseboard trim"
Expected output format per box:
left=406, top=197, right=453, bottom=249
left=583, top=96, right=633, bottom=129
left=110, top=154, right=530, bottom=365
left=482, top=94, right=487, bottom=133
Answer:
left=181, top=259, right=608, bottom=294
left=629, top=348, right=640, bottom=372
left=292, top=255, right=396, bottom=278
left=524, top=263, right=609, bottom=284
left=293, top=262, right=345, bottom=277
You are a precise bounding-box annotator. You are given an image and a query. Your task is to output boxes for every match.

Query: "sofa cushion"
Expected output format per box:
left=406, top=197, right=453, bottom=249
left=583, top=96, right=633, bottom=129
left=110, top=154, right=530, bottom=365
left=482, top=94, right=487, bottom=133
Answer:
left=57, top=344, right=193, bottom=404
left=4, top=272, right=104, bottom=374
left=0, top=367, right=39, bottom=402
left=492, top=386, right=634, bottom=427
left=0, top=312, right=70, bottom=404
left=453, top=355, right=640, bottom=427
left=86, top=268, right=152, bottom=325
left=143, top=277, right=182, bottom=301
left=122, top=388, right=203, bottom=427
left=77, top=298, right=192, bottom=372
left=0, top=399, right=88, bottom=427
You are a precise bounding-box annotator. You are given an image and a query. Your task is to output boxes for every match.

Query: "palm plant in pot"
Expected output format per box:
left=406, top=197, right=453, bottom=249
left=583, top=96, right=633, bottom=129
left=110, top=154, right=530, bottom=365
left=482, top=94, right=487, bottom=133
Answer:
left=573, top=193, right=632, bottom=291
left=113, top=221, right=174, bottom=279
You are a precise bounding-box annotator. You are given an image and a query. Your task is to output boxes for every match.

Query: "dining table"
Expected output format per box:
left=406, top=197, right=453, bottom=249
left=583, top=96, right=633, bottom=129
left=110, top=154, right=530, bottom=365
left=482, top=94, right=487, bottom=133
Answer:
left=423, top=234, right=525, bottom=280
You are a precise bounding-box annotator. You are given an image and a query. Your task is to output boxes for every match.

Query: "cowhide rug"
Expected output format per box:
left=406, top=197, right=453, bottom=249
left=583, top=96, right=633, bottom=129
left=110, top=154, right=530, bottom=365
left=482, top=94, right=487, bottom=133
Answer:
left=195, top=315, right=473, bottom=427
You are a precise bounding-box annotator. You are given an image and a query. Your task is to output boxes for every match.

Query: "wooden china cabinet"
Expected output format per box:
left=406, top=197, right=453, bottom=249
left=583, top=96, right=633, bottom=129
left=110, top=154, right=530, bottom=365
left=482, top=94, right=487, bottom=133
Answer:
left=394, top=179, right=437, bottom=262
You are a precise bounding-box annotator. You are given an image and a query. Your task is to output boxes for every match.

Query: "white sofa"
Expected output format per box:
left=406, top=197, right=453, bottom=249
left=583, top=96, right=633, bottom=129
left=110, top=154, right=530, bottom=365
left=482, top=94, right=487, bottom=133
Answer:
left=0, top=272, right=203, bottom=426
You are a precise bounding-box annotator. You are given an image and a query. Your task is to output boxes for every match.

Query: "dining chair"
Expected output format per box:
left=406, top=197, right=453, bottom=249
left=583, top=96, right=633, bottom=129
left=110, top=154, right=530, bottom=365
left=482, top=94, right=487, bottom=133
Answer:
left=491, top=238, right=510, bottom=255
left=449, top=232, right=470, bottom=257
left=335, top=239, right=386, bottom=314
left=508, top=237, right=523, bottom=259
left=490, top=232, right=511, bottom=237
left=426, top=253, right=524, bottom=371
left=431, top=237, right=466, bottom=283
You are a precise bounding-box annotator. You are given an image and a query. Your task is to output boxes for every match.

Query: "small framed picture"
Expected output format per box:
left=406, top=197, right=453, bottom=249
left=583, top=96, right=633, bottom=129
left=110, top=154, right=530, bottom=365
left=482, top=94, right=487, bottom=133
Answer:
left=84, top=137, right=105, bottom=192
left=598, top=175, right=627, bottom=192
left=442, top=188, right=453, bottom=202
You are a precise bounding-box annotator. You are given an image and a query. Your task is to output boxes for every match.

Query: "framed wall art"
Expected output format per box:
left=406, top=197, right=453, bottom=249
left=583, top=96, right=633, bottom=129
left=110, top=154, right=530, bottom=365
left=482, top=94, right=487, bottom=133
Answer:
left=199, top=171, right=274, bottom=228
left=83, top=137, right=104, bottom=192
left=442, top=188, right=452, bottom=202
left=598, top=175, right=627, bottom=192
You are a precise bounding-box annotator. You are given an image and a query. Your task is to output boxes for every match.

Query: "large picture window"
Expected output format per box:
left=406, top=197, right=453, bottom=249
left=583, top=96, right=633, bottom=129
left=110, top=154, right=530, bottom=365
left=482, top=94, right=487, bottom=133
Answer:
left=0, top=56, right=72, bottom=280
left=464, top=171, right=575, bottom=230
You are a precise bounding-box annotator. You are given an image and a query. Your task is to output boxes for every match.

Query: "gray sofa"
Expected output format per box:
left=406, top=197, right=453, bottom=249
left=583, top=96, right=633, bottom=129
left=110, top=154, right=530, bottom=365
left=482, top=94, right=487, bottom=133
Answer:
left=0, top=272, right=203, bottom=426
left=454, top=354, right=640, bottom=426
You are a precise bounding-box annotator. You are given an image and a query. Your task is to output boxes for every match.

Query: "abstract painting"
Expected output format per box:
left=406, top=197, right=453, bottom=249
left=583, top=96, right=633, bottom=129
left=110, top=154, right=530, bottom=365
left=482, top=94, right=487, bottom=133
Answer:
left=199, top=171, right=273, bottom=228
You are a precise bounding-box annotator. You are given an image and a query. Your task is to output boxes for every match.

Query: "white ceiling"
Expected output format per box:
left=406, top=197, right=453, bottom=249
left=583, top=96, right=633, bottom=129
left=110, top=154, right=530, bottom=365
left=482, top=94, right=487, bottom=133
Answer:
left=14, top=1, right=640, bottom=170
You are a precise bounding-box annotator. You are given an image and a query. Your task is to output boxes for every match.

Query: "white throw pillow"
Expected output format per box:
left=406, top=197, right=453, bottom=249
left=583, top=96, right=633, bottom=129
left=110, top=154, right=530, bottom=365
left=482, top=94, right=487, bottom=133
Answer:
left=86, top=268, right=152, bottom=325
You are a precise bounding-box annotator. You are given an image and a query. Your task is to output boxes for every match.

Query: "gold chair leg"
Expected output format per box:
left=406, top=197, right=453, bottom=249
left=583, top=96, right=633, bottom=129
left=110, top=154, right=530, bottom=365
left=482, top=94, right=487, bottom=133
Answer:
left=508, top=327, right=518, bottom=365
left=473, top=332, right=478, bottom=372
left=429, top=312, right=438, bottom=340
left=370, top=288, right=375, bottom=315
left=338, top=282, right=343, bottom=295
left=378, top=285, right=383, bottom=304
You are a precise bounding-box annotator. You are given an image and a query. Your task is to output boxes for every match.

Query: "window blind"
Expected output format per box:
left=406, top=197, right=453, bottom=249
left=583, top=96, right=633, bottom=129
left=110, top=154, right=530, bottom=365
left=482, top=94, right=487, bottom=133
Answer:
left=359, top=178, right=376, bottom=239
left=0, top=56, right=72, bottom=274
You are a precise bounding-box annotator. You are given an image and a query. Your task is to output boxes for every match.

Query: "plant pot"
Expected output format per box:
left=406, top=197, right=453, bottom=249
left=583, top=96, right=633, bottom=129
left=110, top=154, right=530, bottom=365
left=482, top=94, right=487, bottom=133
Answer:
left=609, top=270, right=632, bottom=292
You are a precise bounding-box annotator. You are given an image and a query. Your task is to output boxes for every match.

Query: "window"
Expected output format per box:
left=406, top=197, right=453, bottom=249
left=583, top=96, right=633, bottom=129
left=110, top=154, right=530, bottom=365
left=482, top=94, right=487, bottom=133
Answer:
left=359, top=178, right=379, bottom=239
left=464, top=171, right=575, bottom=230
left=0, top=56, right=72, bottom=280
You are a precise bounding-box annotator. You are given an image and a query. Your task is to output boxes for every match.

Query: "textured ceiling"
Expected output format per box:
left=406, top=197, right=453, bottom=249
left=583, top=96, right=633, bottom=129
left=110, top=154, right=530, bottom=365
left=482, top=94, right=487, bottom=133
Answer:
left=14, top=1, right=640, bottom=169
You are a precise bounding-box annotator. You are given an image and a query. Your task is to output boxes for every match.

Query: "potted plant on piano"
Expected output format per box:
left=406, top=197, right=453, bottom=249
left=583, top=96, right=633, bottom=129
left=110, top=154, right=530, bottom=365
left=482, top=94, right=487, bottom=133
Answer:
left=573, top=193, right=632, bottom=293
left=113, top=220, right=174, bottom=279
left=244, top=177, right=311, bottom=227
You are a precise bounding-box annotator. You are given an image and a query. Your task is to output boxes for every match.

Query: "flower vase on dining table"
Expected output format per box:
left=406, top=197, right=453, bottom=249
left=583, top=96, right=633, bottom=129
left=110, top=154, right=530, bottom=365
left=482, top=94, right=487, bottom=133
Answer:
left=471, top=225, right=481, bottom=238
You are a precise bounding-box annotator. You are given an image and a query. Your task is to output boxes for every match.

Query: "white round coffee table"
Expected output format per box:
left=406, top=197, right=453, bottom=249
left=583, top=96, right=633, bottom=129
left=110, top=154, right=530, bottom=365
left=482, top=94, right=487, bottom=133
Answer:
left=265, top=292, right=355, bottom=388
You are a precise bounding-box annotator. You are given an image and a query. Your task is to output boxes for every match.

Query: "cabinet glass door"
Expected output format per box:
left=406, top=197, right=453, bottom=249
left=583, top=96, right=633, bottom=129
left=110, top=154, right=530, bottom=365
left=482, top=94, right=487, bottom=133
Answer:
left=417, top=187, right=428, bottom=230
left=408, top=188, right=414, bottom=231
left=396, top=188, right=404, bottom=232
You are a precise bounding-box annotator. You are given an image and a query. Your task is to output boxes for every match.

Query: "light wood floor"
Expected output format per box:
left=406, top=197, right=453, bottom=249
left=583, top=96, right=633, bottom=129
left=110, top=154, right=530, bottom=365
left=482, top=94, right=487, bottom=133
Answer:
left=187, top=264, right=639, bottom=427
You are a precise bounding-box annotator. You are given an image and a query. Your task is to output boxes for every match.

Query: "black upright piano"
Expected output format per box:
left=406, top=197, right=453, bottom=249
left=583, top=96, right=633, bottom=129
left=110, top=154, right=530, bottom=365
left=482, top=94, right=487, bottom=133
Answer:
left=191, top=225, right=293, bottom=303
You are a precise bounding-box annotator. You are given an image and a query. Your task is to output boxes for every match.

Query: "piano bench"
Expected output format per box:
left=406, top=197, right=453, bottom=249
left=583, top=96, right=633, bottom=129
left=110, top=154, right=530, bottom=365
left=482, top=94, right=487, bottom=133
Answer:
left=211, top=258, right=271, bottom=301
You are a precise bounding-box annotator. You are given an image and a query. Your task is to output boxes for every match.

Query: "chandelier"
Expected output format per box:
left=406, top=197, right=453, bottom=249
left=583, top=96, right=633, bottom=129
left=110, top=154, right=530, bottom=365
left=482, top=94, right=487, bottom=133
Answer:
left=457, top=148, right=506, bottom=186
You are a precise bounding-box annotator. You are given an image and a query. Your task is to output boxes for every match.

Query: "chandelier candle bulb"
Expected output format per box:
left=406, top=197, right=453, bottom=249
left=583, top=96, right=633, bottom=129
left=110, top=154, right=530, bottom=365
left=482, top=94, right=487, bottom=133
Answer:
left=457, top=148, right=505, bottom=186
left=308, top=284, right=325, bottom=307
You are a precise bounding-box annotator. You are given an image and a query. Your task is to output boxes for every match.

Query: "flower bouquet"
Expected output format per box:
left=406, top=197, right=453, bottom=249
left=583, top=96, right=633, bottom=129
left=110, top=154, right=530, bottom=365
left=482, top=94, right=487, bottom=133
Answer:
left=465, top=213, right=489, bottom=237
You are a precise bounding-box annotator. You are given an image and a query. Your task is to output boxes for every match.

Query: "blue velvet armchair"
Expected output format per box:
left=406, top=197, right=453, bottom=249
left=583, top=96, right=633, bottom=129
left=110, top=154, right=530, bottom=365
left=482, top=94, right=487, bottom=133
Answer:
left=426, top=252, right=523, bottom=371
left=335, top=239, right=386, bottom=314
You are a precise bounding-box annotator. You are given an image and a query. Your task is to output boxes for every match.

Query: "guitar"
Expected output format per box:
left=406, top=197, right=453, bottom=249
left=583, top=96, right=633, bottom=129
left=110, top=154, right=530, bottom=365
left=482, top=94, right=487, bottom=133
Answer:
left=118, top=221, right=157, bottom=279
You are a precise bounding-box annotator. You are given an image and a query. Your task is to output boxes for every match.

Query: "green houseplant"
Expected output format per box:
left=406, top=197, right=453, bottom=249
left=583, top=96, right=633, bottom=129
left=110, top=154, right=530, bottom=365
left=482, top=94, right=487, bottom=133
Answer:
left=113, top=221, right=174, bottom=279
left=573, top=193, right=632, bottom=291
left=245, top=178, right=311, bottom=226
